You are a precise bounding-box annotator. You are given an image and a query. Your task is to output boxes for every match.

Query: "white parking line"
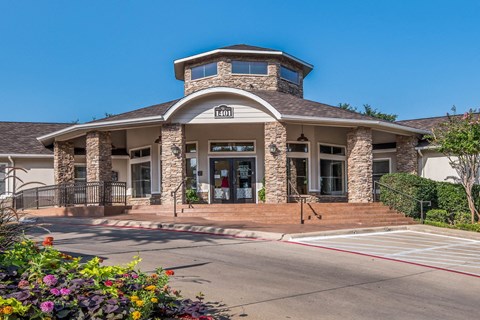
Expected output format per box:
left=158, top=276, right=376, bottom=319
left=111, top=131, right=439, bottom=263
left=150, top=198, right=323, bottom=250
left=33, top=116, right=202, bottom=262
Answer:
left=291, top=231, right=480, bottom=277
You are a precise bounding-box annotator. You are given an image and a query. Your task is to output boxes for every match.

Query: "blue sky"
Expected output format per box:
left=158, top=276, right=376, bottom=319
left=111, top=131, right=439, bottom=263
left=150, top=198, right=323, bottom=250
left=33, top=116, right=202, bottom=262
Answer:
left=1, top=0, right=479, bottom=123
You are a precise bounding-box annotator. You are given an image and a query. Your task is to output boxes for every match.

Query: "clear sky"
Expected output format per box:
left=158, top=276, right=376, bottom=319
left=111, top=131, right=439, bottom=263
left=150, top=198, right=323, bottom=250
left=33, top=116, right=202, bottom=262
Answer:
left=1, top=0, right=479, bottom=123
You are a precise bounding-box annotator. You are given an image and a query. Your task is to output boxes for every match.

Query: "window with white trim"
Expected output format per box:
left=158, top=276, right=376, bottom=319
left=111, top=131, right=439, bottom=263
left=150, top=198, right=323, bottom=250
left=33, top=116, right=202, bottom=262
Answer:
left=232, top=61, right=268, bottom=75
left=0, top=163, right=7, bottom=195
left=130, top=147, right=151, bottom=198
left=185, top=142, right=198, bottom=190
left=280, top=65, right=300, bottom=84
left=319, top=144, right=346, bottom=195
left=287, top=143, right=309, bottom=195
left=209, top=141, right=255, bottom=153
left=191, top=62, right=217, bottom=80
left=74, top=165, right=86, bottom=184
left=373, top=159, right=391, bottom=185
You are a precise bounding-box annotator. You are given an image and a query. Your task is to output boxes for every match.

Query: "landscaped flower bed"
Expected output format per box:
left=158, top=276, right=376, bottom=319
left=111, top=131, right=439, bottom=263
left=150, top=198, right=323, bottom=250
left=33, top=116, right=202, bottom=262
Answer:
left=0, top=239, right=212, bottom=319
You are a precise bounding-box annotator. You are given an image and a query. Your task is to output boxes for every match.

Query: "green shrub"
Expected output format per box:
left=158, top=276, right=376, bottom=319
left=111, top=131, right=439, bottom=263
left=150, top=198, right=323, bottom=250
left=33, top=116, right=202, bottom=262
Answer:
left=454, top=211, right=472, bottom=225
left=436, top=182, right=469, bottom=213
left=424, top=220, right=480, bottom=233
left=185, top=188, right=200, bottom=204
left=426, top=209, right=451, bottom=223
left=258, top=177, right=266, bottom=202
left=379, top=173, right=437, bottom=219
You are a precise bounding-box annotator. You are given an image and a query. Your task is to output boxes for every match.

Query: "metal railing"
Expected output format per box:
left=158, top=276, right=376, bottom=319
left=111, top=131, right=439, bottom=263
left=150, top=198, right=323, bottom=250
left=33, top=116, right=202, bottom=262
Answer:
left=171, top=178, right=187, bottom=217
left=15, top=181, right=127, bottom=210
left=288, top=180, right=305, bottom=224
left=373, top=181, right=431, bottom=223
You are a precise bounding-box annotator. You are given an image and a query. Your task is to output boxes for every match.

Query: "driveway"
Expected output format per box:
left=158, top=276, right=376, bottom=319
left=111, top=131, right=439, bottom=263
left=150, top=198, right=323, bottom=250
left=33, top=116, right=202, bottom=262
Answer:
left=29, top=223, right=479, bottom=320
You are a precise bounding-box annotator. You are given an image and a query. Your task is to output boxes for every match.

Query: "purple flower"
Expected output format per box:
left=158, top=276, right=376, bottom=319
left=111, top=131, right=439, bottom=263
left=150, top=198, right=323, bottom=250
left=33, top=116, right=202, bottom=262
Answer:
left=40, top=301, right=54, bottom=313
left=43, top=275, right=57, bottom=287
left=50, top=288, right=60, bottom=296
left=60, top=288, right=71, bottom=295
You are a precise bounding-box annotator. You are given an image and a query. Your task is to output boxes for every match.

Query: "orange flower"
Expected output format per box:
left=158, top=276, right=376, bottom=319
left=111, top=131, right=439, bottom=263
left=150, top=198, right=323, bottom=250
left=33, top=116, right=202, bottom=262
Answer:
left=3, top=306, right=13, bottom=315
left=144, top=285, right=156, bottom=291
left=132, top=311, right=141, bottom=320
left=165, top=270, right=174, bottom=276
left=42, top=236, right=54, bottom=246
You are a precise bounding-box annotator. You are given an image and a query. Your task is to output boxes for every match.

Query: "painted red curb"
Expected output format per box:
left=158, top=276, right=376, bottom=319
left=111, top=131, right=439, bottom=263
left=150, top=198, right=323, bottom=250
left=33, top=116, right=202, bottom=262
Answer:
left=286, top=240, right=480, bottom=279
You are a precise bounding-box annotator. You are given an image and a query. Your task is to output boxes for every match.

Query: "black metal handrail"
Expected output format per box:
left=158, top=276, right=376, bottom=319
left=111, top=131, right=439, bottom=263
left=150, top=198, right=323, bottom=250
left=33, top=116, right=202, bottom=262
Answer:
left=373, top=181, right=431, bottom=223
left=15, top=181, right=127, bottom=210
left=288, top=180, right=305, bottom=224
left=171, top=178, right=187, bottom=217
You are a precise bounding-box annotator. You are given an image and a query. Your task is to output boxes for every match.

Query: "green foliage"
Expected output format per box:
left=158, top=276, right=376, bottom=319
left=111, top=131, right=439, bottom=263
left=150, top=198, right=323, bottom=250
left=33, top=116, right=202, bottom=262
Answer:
left=436, top=182, right=470, bottom=213
left=454, top=211, right=474, bottom=225
left=258, top=177, right=266, bottom=202
left=424, top=220, right=480, bottom=233
left=337, top=103, right=397, bottom=121
left=379, top=173, right=437, bottom=219
left=425, top=209, right=450, bottom=223
left=185, top=189, right=200, bottom=204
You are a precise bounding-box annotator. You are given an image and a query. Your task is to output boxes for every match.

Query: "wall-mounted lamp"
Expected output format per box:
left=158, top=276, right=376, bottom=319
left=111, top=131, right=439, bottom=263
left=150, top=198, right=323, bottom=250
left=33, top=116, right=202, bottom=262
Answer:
left=268, top=143, right=278, bottom=154
left=154, top=136, right=161, bottom=144
left=171, top=145, right=181, bottom=156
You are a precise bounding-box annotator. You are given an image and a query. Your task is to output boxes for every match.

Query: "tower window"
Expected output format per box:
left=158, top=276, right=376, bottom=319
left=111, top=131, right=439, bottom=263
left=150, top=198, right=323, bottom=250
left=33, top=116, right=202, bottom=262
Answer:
left=191, top=62, right=217, bottom=80
left=280, top=65, right=300, bottom=84
left=232, top=61, right=268, bottom=75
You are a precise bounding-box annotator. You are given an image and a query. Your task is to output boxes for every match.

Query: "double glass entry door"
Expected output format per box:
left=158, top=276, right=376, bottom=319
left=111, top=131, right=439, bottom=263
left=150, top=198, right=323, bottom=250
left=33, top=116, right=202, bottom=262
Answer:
left=210, top=158, right=256, bottom=203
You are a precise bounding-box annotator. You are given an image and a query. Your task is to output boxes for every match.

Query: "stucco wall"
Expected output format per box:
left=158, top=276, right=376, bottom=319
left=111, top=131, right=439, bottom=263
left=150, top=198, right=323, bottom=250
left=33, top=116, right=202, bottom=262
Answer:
left=0, top=157, right=54, bottom=195
left=419, top=150, right=459, bottom=182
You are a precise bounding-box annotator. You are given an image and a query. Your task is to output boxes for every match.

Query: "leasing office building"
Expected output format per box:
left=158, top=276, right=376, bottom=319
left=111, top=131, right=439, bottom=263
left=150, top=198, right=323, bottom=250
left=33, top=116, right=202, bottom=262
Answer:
left=35, top=45, right=427, bottom=206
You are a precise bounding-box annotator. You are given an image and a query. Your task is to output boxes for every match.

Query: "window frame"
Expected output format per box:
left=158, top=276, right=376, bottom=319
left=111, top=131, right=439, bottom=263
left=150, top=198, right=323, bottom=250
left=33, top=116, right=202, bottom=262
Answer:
left=0, top=163, right=7, bottom=196
left=287, top=141, right=311, bottom=195
left=231, top=60, right=268, bottom=76
left=185, top=141, right=199, bottom=191
left=129, top=146, right=152, bottom=198
left=318, top=142, right=347, bottom=196
left=280, top=65, right=300, bottom=84
left=190, top=62, right=218, bottom=81
left=208, top=140, right=256, bottom=154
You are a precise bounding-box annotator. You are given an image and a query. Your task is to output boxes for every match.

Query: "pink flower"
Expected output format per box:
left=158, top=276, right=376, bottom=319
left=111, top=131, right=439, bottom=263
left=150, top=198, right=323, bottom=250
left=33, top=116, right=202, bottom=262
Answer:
left=131, top=274, right=139, bottom=279
left=104, top=280, right=113, bottom=287
left=123, top=273, right=130, bottom=278
left=60, top=288, right=71, bottom=295
left=17, top=280, right=29, bottom=288
left=50, top=288, right=60, bottom=296
left=43, top=275, right=57, bottom=287
left=40, top=301, right=54, bottom=313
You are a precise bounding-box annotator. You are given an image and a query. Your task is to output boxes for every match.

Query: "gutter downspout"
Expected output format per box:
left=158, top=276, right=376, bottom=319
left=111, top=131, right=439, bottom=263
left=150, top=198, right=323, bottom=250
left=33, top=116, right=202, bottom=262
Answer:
left=417, top=149, right=425, bottom=178
left=7, top=156, right=15, bottom=197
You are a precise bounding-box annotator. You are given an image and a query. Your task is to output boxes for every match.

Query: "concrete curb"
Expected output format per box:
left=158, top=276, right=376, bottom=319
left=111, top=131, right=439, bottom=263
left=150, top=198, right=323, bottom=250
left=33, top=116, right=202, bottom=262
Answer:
left=32, top=216, right=480, bottom=241
left=35, top=217, right=287, bottom=241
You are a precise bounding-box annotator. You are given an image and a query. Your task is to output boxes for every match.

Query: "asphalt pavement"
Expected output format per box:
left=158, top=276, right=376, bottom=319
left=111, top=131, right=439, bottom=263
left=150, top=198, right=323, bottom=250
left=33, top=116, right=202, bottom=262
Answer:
left=28, top=223, right=480, bottom=320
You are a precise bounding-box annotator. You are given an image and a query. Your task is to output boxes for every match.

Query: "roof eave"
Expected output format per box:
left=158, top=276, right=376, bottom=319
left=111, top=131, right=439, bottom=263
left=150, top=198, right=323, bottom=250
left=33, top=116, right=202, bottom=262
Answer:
left=174, top=49, right=314, bottom=80
left=281, top=115, right=430, bottom=135
left=37, top=116, right=165, bottom=146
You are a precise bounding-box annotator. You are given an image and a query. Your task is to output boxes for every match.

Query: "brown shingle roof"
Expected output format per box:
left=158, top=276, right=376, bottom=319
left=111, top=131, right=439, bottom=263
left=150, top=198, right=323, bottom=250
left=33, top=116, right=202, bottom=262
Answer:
left=397, top=113, right=480, bottom=131
left=254, top=91, right=384, bottom=121
left=0, top=122, right=71, bottom=155
left=90, top=89, right=384, bottom=124
left=219, top=44, right=279, bottom=52
left=89, top=99, right=180, bottom=123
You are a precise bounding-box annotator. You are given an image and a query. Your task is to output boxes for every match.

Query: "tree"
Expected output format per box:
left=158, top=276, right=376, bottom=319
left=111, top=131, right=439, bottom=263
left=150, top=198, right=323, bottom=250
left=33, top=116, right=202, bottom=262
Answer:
left=428, top=110, right=480, bottom=224
left=338, top=103, right=397, bottom=122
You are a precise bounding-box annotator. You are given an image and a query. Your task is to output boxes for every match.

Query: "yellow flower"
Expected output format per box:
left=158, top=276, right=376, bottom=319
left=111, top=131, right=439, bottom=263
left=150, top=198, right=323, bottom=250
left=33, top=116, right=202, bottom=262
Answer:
left=144, top=285, right=156, bottom=291
left=150, top=297, right=158, bottom=303
left=44, top=317, right=52, bottom=320
left=3, top=306, right=13, bottom=315
left=132, top=310, right=141, bottom=320
left=130, top=295, right=139, bottom=302
left=135, top=300, right=144, bottom=307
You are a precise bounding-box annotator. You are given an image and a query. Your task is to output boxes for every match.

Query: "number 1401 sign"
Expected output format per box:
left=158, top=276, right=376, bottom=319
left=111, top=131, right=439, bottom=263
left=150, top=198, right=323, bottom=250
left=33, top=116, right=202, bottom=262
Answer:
left=214, top=105, right=234, bottom=119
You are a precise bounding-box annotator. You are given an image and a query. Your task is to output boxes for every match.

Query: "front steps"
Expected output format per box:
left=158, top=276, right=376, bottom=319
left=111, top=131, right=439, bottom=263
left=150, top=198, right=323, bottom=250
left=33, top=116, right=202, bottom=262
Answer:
left=123, top=203, right=416, bottom=226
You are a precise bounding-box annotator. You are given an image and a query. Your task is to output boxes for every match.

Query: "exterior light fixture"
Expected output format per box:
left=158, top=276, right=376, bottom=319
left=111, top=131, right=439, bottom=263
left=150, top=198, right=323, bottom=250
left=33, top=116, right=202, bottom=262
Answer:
left=171, top=145, right=181, bottom=156
left=297, top=125, right=309, bottom=142
left=154, top=136, right=161, bottom=144
left=268, top=143, right=278, bottom=154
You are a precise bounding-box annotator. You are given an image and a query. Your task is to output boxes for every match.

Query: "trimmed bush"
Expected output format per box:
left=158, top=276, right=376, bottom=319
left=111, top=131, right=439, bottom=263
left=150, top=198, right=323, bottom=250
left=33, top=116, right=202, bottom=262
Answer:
left=454, top=211, right=476, bottom=224
left=379, top=173, right=437, bottom=219
left=426, top=209, right=451, bottom=223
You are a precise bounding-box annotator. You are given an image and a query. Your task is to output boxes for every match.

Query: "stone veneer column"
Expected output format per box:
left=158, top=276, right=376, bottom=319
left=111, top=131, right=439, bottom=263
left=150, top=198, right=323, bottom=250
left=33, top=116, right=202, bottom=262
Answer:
left=86, top=131, right=112, bottom=182
left=54, top=141, right=75, bottom=184
left=161, top=124, right=185, bottom=205
left=264, top=122, right=287, bottom=203
left=347, top=127, right=373, bottom=203
left=396, top=135, right=418, bottom=174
